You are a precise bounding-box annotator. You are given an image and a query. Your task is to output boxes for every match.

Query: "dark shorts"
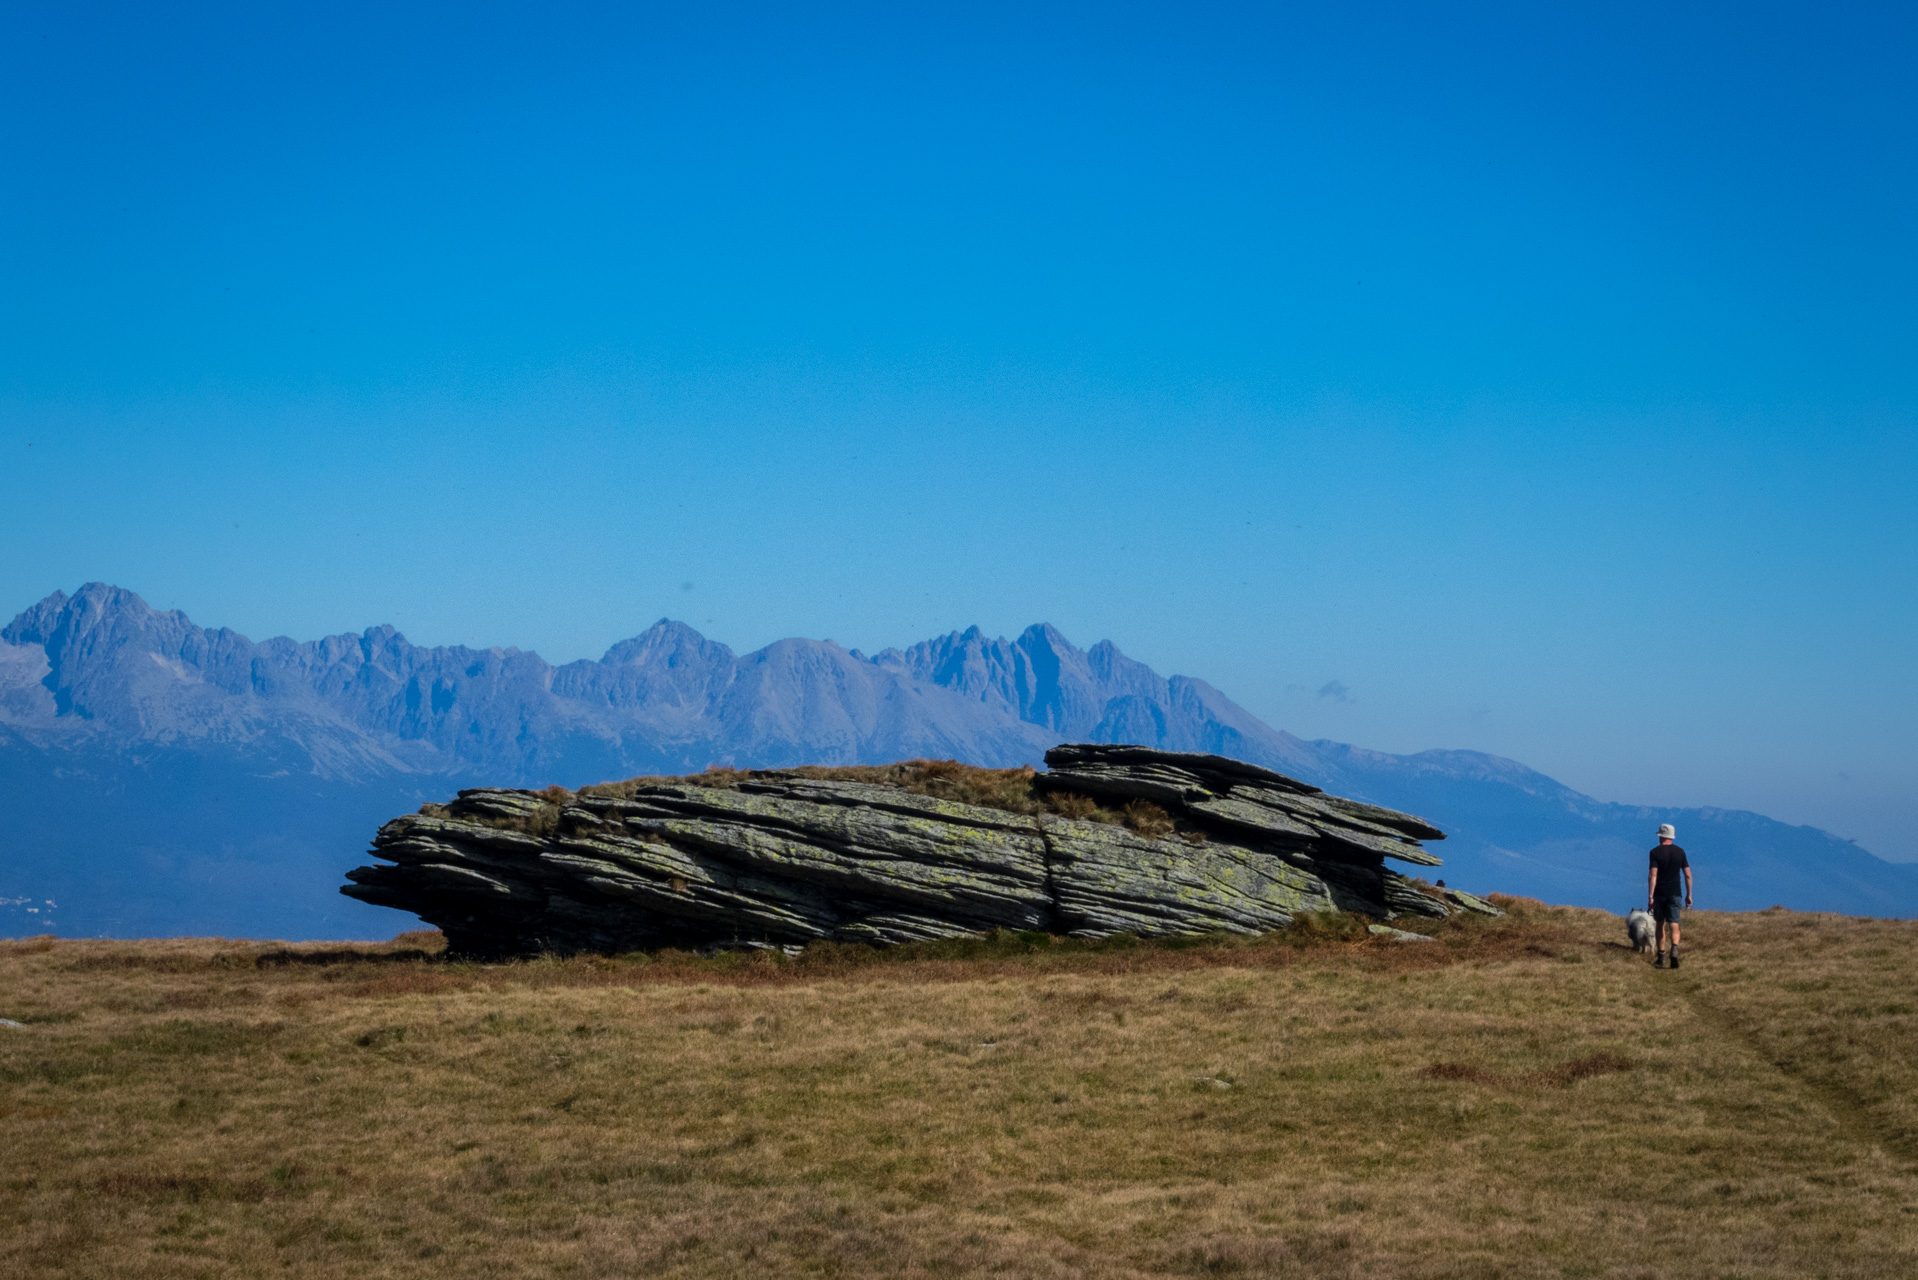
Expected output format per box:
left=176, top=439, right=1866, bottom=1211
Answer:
left=1652, top=898, right=1683, bottom=924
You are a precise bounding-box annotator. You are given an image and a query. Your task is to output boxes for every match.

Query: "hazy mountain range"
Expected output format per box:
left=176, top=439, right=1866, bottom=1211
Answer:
left=3, top=583, right=1912, bottom=939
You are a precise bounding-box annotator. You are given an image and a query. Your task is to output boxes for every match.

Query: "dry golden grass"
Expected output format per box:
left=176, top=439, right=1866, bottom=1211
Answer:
left=3, top=903, right=1917, bottom=1278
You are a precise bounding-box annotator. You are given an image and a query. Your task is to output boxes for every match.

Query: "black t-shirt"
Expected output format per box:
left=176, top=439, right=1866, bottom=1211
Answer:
left=1650, top=844, right=1690, bottom=900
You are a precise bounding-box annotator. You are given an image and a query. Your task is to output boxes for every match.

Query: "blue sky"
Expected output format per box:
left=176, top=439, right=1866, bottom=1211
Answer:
left=3, top=2, right=1915, bottom=857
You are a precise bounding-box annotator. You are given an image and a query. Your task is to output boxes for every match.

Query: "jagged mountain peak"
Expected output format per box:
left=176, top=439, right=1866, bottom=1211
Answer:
left=875, top=621, right=1193, bottom=742
left=6, top=582, right=162, bottom=646
left=2, top=587, right=70, bottom=645
left=5, top=584, right=262, bottom=675
left=599, top=618, right=732, bottom=666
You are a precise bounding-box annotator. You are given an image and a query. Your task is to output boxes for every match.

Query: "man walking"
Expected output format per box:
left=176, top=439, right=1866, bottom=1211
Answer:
left=1647, top=823, right=1693, bottom=968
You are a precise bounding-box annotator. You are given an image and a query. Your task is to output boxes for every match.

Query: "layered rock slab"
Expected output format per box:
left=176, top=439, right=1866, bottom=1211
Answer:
left=343, top=745, right=1495, bottom=957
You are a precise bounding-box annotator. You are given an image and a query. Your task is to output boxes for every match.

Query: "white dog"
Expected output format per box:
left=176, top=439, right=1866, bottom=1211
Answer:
left=1625, top=908, right=1655, bottom=954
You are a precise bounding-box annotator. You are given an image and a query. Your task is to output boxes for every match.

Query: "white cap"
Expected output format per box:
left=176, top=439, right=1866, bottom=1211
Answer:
left=1657, top=823, right=1676, bottom=840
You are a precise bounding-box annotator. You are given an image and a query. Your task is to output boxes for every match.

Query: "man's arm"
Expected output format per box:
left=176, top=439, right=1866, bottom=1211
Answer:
left=1648, top=863, right=1658, bottom=907
left=1683, top=866, right=1693, bottom=906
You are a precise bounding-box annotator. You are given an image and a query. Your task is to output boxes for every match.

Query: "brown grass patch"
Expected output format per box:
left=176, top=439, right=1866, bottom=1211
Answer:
left=5, top=906, right=1918, bottom=1278
left=1418, top=1052, right=1636, bottom=1087
left=94, top=1170, right=276, bottom=1204
left=1546, top=1050, right=1638, bottom=1083
left=341, top=970, right=480, bottom=998
left=1121, top=798, right=1175, bottom=838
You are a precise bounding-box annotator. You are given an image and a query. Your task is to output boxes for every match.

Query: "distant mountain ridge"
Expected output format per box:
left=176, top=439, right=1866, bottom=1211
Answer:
left=3, top=583, right=1913, bottom=939
left=0, top=586, right=1058, bottom=779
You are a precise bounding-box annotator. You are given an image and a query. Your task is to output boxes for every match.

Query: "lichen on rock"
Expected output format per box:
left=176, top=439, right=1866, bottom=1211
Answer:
left=342, top=743, right=1496, bottom=957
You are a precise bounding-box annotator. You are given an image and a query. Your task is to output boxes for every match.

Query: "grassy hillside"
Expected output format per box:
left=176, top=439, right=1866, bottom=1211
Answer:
left=3, top=905, right=1916, bottom=1278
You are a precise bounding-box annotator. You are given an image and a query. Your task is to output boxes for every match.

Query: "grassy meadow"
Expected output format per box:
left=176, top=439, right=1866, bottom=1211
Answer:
left=3, top=901, right=1916, bottom=1278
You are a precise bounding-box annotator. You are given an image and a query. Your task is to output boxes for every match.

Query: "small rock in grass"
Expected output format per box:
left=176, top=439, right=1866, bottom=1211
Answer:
left=1368, top=924, right=1436, bottom=943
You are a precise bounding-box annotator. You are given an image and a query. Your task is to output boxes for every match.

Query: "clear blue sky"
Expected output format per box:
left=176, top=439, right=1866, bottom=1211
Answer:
left=3, top=2, right=1914, bottom=857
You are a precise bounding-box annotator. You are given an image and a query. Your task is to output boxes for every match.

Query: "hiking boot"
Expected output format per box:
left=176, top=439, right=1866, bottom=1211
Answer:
left=1654, top=952, right=1666, bottom=968
left=1670, top=948, right=1681, bottom=970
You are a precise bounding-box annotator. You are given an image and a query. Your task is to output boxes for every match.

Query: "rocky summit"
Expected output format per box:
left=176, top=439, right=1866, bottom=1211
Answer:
left=342, top=743, right=1497, bottom=957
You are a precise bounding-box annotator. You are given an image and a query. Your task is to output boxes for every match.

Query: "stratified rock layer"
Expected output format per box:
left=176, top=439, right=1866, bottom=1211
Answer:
left=343, top=744, right=1497, bottom=957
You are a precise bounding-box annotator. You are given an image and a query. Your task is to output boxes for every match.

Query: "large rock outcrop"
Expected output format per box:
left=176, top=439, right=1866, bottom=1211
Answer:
left=342, top=744, right=1496, bottom=957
